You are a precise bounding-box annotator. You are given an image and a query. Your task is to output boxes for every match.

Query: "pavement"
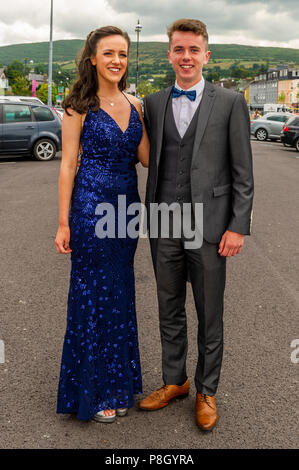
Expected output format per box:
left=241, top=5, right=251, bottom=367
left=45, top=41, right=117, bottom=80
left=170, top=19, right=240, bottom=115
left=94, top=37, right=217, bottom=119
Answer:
left=0, top=140, right=298, bottom=449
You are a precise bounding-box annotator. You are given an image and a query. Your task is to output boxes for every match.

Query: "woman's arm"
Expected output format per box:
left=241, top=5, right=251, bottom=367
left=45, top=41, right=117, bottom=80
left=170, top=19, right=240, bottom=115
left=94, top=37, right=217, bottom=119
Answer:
left=55, top=108, right=83, bottom=254
left=126, top=94, right=149, bottom=168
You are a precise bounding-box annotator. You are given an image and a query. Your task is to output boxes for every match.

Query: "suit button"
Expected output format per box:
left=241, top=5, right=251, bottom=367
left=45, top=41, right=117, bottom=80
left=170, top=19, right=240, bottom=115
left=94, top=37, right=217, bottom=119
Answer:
left=177, top=184, right=182, bottom=188
left=177, top=196, right=181, bottom=201
left=180, top=142, right=185, bottom=147
left=179, top=170, right=184, bottom=175
left=180, top=157, right=185, bottom=161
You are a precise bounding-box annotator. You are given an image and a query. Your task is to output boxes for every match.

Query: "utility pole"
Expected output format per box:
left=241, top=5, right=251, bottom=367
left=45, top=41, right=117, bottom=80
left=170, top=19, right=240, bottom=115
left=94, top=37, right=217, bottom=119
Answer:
left=135, top=19, right=142, bottom=97
left=48, top=0, right=53, bottom=106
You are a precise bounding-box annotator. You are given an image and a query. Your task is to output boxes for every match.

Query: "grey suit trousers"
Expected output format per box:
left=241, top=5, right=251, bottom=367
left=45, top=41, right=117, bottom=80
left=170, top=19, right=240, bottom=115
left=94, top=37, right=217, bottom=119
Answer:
left=152, top=231, right=226, bottom=396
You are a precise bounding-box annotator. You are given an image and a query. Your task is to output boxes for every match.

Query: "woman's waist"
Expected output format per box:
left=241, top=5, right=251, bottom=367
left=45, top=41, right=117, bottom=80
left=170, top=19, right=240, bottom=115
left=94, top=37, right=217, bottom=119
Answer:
left=80, top=153, right=136, bottom=165
left=73, top=172, right=139, bottom=198
left=76, top=160, right=137, bottom=179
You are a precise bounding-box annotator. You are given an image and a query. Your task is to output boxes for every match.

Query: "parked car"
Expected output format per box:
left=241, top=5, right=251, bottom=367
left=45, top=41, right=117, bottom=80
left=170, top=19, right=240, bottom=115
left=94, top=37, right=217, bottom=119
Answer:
left=0, top=95, right=44, bottom=105
left=280, top=115, right=299, bottom=152
left=0, top=100, right=61, bottom=161
left=250, top=112, right=293, bottom=141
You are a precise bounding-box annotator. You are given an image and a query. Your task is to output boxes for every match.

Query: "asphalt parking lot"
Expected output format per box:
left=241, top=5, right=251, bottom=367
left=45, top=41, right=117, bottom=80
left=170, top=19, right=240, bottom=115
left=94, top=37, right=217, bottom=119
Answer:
left=0, top=139, right=298, bottom=449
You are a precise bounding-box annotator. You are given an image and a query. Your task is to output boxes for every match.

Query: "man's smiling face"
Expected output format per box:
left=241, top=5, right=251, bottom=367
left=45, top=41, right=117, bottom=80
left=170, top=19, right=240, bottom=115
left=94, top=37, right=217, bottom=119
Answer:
left=168, top=31, right=211, bottom=89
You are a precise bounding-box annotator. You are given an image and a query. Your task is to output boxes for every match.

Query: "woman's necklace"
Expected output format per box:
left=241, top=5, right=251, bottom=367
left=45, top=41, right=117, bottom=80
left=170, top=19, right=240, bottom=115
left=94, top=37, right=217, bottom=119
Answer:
left=98, top=95, right=121, bottom=107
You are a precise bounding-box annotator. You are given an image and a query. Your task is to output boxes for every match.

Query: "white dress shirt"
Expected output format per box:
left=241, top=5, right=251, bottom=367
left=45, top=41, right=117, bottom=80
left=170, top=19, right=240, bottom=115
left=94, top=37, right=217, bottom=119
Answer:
left=172, top=77, right=205, bottom=138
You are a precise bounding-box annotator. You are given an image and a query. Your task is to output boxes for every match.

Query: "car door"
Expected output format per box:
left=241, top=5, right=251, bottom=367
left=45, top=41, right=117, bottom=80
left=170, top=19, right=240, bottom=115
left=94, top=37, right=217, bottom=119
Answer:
left=2, top=103, right=38, bottom=153
left=32, top=105, right=57, bottom=135
left=266, top=114, right=285, bottom=137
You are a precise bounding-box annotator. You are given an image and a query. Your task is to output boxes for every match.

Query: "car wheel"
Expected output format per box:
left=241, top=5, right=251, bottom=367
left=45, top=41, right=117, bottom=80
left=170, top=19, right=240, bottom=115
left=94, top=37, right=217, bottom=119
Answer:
left=255, top=128, right=268, bottom=141
left=295, top=138, right=299, bottom=152
left=33, top=139, right=56, bottom=161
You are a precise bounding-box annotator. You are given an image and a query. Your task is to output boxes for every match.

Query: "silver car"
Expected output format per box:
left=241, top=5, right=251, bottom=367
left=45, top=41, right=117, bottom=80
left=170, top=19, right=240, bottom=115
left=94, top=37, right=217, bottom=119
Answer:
left=251, top=112, right=293, bottom=141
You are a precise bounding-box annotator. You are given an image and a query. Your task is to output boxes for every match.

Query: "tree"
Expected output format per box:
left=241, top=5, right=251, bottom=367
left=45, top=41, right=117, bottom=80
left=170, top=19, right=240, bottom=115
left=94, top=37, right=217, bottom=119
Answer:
left=206, top=71, right=220, bottom=83
left=36, top=83, right=58, bottom=104
left=11, top=76, right=31, bottom=96
left=6, top=65, right=22, bottom=87
left=34, top=63, right=48, bottom=75
left=163, top=68, right=176, bottom=87
left=138, top=80, right=160, bottom=97
left=259, top=63, right=268, bottom=74
left=278, top=91, right=286, bottom=104
left=8, top=60, right=24, bottom=73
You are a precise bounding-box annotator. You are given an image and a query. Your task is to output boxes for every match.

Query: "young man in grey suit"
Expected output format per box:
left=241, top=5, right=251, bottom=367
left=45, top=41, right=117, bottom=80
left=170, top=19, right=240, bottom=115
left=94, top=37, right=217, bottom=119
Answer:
left=138, top=19, right=254, bottom=431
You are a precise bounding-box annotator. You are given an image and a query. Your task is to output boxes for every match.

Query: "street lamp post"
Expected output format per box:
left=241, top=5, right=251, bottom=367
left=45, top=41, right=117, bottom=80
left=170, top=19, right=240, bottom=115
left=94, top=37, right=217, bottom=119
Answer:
left=135, top=19, right=142, bottom=96
left=48, top=0, right=53, bottom=106
left=23, top=58, right=28, bottom=76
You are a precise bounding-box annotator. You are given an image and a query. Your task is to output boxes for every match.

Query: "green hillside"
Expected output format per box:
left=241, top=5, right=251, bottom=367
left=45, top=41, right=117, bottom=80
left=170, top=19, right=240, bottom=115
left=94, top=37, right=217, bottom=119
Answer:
left=0, top=39, right=299, bottom=66
left=1, top=39, right=299, bottom=94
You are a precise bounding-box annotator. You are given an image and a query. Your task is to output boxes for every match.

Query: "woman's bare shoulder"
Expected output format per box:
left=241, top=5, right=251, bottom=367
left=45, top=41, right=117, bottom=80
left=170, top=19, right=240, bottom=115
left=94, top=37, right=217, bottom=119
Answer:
left=63, top=107, right=87, bottom=130
left=124, top=93, right=142, bottom=109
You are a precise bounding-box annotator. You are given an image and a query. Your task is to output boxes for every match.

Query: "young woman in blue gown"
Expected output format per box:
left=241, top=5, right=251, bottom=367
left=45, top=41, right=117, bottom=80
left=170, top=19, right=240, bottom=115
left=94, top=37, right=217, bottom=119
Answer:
left=55, top=26, right=149, bottom=422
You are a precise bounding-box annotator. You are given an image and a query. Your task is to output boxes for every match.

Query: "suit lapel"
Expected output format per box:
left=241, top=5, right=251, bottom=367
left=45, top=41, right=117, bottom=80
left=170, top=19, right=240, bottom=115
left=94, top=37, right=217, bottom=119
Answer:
left=191, top=81, right=216, bottom=166
left=155, top=86, right=172, bottom=168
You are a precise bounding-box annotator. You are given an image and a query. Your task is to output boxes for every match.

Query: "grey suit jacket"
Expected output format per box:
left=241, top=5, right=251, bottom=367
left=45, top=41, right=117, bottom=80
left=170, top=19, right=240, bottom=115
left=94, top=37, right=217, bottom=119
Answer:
left=144, top=80, right=254, bottom=244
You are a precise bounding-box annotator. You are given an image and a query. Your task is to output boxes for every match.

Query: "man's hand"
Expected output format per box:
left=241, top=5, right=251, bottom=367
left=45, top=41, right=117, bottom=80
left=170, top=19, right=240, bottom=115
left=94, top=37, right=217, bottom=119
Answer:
left=218, top=230, right=244, bottom=257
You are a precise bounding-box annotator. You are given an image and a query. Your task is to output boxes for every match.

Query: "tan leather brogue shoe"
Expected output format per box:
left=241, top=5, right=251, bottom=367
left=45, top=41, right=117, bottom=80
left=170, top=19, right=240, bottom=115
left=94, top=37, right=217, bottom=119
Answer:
left=138, top=378, right=190, bottom=411
left=196, top=393, right=218, bottom=431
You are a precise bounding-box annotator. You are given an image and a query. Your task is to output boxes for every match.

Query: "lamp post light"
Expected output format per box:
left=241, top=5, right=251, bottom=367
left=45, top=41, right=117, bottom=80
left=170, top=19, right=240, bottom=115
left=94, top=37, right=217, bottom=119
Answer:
left=48, top=0, right=54, bottom=106
left=135, top=19, right=142, bottom=96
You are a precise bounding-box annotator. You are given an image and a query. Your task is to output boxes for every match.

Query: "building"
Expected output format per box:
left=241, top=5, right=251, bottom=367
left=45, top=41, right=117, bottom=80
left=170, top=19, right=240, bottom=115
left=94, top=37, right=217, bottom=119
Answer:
left=126, top=83, right=136, bottom=96
left=250, top=68, right=279, bottom=110
left=28, top=73, right=46, bottom=85
left=237, top=79, right=252, bottom=104
left=250, top=64, right=299, bottom=110
left=0, top=68, right=9, bottom=95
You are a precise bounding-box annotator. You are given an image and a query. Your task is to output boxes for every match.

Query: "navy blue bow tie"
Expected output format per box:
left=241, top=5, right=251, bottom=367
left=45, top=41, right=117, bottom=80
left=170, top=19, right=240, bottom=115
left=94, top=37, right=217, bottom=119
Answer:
left=172, top=86, right=196, bottom=101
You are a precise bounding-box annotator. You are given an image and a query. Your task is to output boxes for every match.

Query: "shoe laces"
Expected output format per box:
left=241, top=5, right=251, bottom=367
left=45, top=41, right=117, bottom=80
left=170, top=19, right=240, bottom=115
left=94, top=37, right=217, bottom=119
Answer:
left=198, top=394, right=214, bottom=409
left=152, top=384, right=168, bottom=399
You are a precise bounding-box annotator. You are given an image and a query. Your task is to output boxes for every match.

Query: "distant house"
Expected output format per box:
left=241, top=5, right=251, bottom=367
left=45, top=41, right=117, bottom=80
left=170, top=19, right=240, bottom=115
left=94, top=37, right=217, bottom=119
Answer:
left=0, top=68, right=9, bottom=94
left=28, top=73, right=46, bottom=85
left=217, top=78, right=238, bottom=92
left=126, top=83, right=136, bottom=96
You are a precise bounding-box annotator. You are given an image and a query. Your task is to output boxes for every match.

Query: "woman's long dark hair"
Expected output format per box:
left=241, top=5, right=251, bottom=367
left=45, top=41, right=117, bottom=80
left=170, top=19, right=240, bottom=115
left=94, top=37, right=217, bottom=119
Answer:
left=63, top=26, right=130, bottom=115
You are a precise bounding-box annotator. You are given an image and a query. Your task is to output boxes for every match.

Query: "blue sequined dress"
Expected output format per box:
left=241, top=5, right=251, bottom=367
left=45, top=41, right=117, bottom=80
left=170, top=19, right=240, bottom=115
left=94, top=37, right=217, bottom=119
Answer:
left=57, top=100, right=143, bottom=421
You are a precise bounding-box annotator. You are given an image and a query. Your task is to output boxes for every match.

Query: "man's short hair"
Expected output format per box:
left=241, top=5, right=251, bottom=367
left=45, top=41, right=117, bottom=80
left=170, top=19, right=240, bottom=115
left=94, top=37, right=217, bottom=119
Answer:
left=167, top=18, right=209, bottom=49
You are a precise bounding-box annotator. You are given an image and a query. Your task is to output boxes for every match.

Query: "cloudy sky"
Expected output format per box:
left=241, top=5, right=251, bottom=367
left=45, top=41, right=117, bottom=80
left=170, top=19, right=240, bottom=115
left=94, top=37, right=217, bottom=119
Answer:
left=1, top=0, right=299, bottom=48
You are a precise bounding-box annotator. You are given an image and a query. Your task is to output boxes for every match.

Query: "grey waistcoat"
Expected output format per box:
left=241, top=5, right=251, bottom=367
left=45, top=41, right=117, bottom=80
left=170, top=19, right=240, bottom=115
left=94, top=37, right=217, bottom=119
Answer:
left=156, top=96, right=201, bottom=204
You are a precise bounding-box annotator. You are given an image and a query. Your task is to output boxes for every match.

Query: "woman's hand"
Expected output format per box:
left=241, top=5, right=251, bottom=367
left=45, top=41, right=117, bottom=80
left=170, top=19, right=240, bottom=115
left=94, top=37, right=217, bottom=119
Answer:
left=55, top=225, right=72, bottom=254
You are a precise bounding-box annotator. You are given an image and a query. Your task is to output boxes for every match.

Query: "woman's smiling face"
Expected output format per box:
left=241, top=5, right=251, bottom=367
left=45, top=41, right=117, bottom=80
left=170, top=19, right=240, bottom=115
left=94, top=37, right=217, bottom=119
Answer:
left=90, top=34, right=129, bottom=86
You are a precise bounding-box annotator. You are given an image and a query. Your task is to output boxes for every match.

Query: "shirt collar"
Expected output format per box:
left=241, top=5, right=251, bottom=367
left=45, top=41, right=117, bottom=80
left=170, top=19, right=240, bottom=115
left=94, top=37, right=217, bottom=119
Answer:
left=174, top=77, right=205, bottom=98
